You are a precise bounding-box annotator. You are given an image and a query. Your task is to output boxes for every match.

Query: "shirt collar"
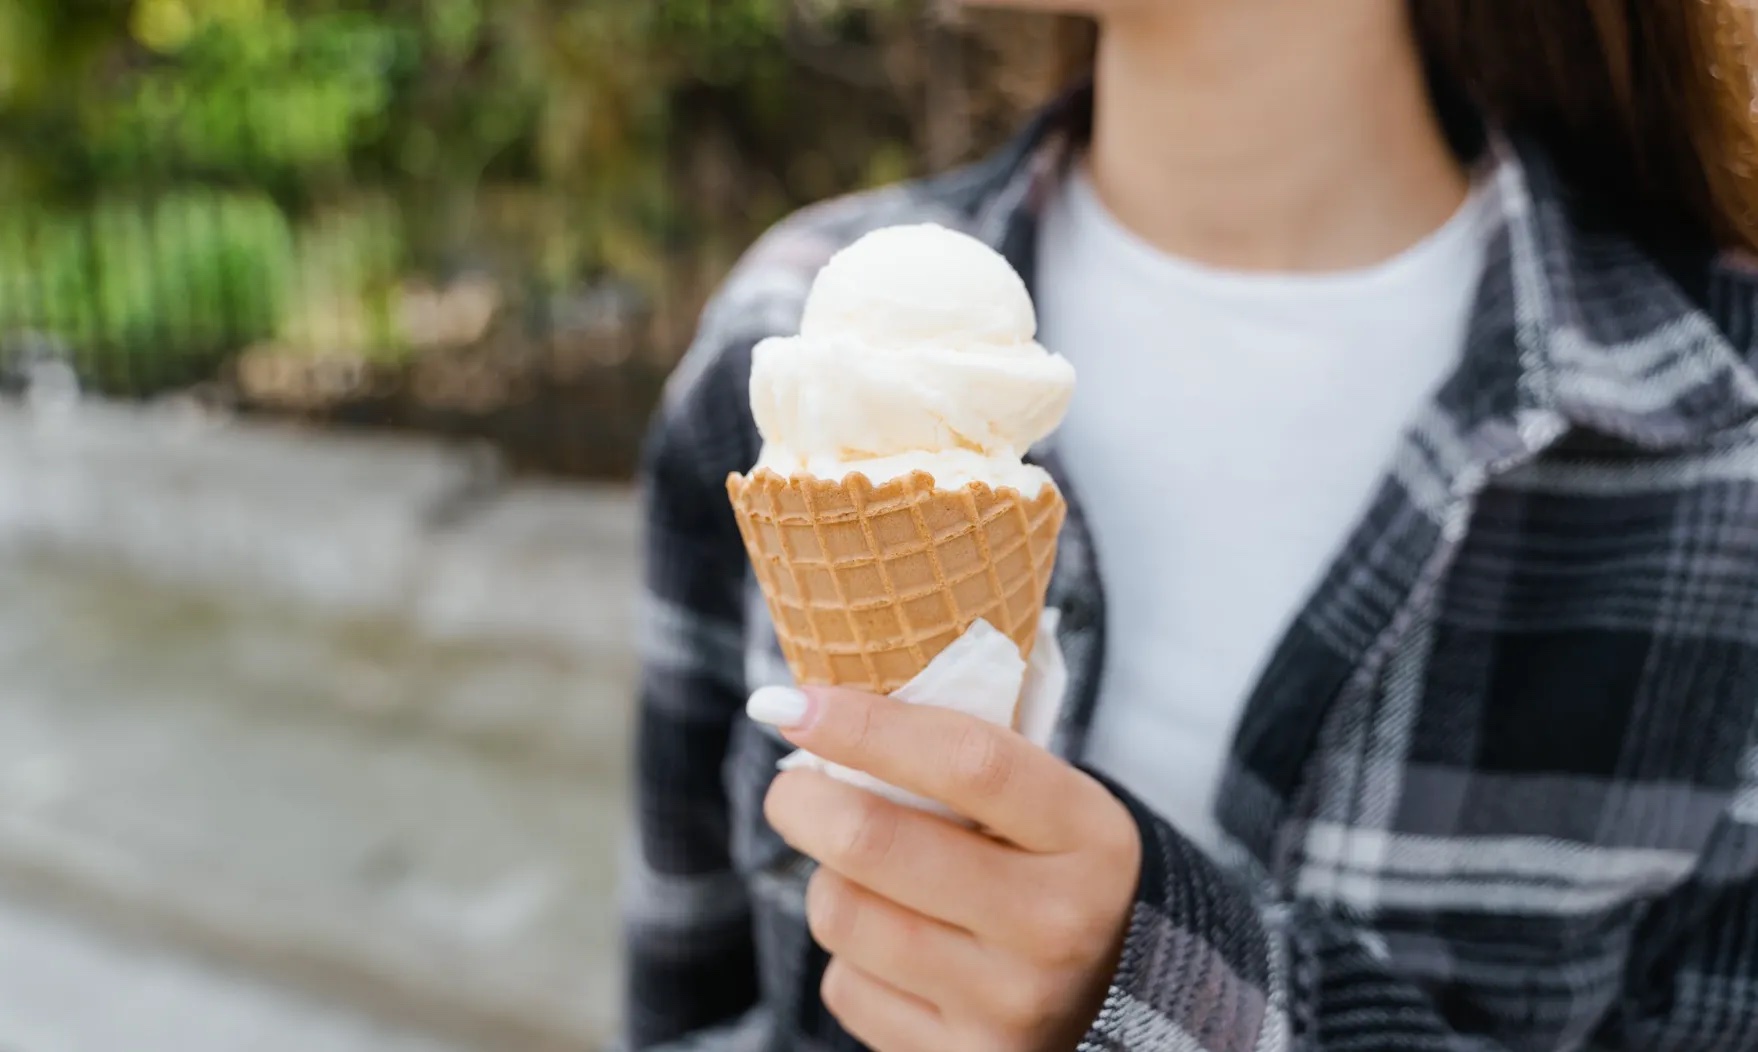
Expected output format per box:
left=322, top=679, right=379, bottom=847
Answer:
left=972, top=86, right=1758, bottom=452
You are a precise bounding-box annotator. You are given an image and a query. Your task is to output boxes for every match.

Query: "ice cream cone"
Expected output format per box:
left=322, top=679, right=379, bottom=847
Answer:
left=726, top=467, right=1065, bottom=696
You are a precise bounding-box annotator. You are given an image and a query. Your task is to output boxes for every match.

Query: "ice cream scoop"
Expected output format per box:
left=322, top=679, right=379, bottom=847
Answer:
left=727, top=222, right=1073, bottom=695
left=750, top=224, right=1075, bottom=494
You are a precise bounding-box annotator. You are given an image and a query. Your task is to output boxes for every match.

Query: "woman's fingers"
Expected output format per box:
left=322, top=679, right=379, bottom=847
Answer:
left=805, top=867, right=988, bottom=1005
left=820, top=957, right=946, bottom=1052
left=771, top=686, right=1112, bottom=853
left=766, top=768, right=1021, bottom=932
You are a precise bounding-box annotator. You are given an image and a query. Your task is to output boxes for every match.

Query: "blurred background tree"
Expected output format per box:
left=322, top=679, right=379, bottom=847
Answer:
left=0, top=0, right=1067, bottom=474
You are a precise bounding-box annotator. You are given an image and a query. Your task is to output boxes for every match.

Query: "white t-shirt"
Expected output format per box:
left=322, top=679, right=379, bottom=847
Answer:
left=1037, top=169, right=1493, bottom=856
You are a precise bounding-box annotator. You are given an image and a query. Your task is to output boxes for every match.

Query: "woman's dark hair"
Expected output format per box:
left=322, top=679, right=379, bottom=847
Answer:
left=1048, top=4, right=1758, bottom=252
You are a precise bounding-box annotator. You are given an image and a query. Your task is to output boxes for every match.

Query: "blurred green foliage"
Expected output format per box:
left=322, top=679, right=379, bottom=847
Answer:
left=0, top=0, right=1040, bottom=398
left=0, top=191, right=294, bottom=388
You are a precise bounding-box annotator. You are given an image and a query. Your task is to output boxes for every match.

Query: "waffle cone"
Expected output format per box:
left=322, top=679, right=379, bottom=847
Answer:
left=726, top=467, right=1065, bottom=696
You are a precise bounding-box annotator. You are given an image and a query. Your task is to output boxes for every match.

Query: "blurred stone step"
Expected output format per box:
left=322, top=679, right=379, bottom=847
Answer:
left=0, top=557, right=630, bottom=1051
left=10, top=553, right=637, bottom=775
left=0, top=399, right=643, bottom=662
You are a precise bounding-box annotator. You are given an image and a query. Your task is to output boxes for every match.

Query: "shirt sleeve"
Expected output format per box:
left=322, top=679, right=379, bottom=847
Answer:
left=622, top=337, right=763, bottom=1049
left=1080, top=773, right=1758, bottom=1052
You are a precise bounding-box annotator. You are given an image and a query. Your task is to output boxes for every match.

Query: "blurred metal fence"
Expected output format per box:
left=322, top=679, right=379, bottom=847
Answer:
left=0, top=206, right=673, bottom=480
left=0, top=13, right=689, bottom=481
left=0, top=188, right=677, bottom=480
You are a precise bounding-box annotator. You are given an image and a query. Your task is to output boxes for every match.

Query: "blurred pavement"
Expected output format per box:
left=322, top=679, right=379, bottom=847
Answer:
left=0, top=401, right=641, bottom=1051
left=0, top=895, right=476, bottom=1052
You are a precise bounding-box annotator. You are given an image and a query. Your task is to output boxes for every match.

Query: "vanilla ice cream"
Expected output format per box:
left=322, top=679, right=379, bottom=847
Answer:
left=750, top=224, right=1075, bottom=494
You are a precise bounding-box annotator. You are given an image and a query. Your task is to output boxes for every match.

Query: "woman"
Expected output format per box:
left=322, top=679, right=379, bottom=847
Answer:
left=626, top=2, right=1758, bottom=1049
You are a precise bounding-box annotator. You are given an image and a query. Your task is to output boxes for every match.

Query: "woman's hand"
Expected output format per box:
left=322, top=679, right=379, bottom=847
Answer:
left=751, top=685, right=1141, bottom=1052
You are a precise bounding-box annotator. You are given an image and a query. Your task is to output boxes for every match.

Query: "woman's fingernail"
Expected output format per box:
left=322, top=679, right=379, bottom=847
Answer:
left=747, top=686, right=811, bottom=728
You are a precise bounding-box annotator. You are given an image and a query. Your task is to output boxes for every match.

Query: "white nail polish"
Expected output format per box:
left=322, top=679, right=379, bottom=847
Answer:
left=747, top=686, right=810, bottom=728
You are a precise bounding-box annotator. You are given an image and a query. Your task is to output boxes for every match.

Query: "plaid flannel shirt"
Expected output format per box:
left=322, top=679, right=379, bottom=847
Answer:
left=624, top=88, right=1758, bottom=1051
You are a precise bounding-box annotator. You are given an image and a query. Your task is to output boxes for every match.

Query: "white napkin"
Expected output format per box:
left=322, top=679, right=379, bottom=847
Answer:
left=778, top=612, right=1069, bottom=819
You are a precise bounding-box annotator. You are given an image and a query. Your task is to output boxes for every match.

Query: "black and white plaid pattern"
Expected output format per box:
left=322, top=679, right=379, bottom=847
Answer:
left=624, top=88, right=1758, bottom=1051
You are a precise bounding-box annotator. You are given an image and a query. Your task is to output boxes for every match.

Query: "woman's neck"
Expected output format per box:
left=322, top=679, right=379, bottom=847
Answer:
left=1088, top=0, right=1469, bottom=272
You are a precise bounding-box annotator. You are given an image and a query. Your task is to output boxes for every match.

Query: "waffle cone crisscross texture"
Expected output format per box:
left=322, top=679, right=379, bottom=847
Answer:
left=726, top=467, right=1066, bottom=695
